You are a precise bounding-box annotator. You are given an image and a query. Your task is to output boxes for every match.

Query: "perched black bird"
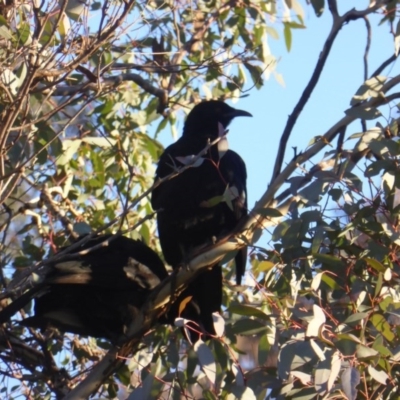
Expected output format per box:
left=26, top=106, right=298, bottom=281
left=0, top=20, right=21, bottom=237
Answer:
left=151, top=100, right=251, bottom=341
left=0, top=235, right=168, bottom=342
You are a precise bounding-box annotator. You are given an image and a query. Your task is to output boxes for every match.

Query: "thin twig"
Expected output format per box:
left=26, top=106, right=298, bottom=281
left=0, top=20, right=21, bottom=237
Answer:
left=370, top=53, right=398, bottom=78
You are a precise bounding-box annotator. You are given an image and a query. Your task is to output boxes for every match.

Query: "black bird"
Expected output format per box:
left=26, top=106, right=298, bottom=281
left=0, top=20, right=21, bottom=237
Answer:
left=151, top=100, right=251, bottom=341
left=0, top=235, right=168, bottom=341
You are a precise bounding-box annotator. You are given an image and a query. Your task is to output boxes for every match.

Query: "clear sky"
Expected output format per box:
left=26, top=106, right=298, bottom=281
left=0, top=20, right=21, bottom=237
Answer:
left=156, top=1, right=399, bottom=248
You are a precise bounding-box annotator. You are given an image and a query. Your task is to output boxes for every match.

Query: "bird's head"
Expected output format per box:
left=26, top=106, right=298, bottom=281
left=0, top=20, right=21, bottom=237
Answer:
left=182, top=100, right=252, bottom=138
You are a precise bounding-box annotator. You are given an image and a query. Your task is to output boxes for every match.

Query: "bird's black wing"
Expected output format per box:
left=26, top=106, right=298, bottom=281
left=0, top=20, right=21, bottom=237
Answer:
left=219, top=150, right=248, bottom=284
left=0, top=235, right=167, bottom=341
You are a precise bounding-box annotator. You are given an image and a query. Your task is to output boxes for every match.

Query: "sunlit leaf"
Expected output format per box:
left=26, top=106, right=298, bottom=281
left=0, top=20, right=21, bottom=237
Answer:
left=350, top=76, right=387, bottom=105
left=368, top=365, right=388, bottom=385
left=57, top=139, right=82, bottom=165
left=212, top=312, right=225, bottom=337
left=306, top=305, right=326, bottom=337
left=345, top=106, right=382, bottom=120
left=291, top=371, right=312, bottom=385
left=328, top=351, right=341, bottom=392
left=356, top=344, right=379, bottom=360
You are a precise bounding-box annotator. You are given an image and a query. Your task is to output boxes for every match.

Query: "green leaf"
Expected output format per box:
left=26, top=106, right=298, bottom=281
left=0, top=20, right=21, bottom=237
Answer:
left=321, top=274, right=342, bottom=290
left=91, top=1, right=102, bottom=11
left=73, top=222, right=92, bottom=235
left=313, top=253, right=346, bottom=270
left=0, top=15, right=8, bottom=26
left=311, top=226, right=324, bottom=253
left=57, top=139, right=82, bottom=165
left=271, top=220, right=290, bottom=241
left=283, top=23, right=292, bottom=52
left=265, top=26, right=279, bottom=40
left=373, top=335, right=393, bottom=357
left=356, top=344, right=379, bottom=360
left=229, top=387, right=256, bottom=400
left=257, top=334, right=270, bottom=365
left=194, top=340, right=216, bottom=385
left=58, top=13, right=71, bottom=40
left=291, top=371, right=312, bottom=385
left=128, top=373, right=154, bottom=400
left=344, top=312, right=369, bottom=324
left=328, top=188, right=342, bottom=201
left=374, top=272, right=383, bottom=298
left=0, top=24, right=13, bottom=40
left=306, top=305, right=325, bottom=337
left=350, top=76, right=387, bottom=105
left=314, top=349, right=334, bottom=395
left=310, top=0, right=324, bottom=17
left=66, top=1, right=85, bottom=21
left=341, top=367, right=360, bottom=400
left=257, top=207, right=283, bottom=218
left=82, top=137, right=116, bottom=148
left=370, top=313, right=395, bottom=342
left=278, top=340, right=314, bottom=380
left=253, top=259, right=275, bottom=273
left=311, top=272, right=323, bottom=291
left=368, top=365, right=388, bottom=385
left=231, top=318, right=269, bottom=335
left=228, top=304, right=269, bottom=321
left=243, top=63, right=263, bottom=89
left=17, top=22, right=31, bottom=45
left=1, top=69, right=21, bottom=95
left=345, top=106, right=382, bottom=120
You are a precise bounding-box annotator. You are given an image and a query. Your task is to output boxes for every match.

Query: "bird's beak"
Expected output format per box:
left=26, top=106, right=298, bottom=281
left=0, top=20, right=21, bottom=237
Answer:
left=228, top=108, right=253, bottom=118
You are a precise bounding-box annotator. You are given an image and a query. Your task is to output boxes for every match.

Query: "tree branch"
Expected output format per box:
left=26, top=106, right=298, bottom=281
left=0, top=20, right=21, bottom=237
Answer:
left=36, top=73, right=168, bottom=114
left=371, top=53, right=398, bottom=78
